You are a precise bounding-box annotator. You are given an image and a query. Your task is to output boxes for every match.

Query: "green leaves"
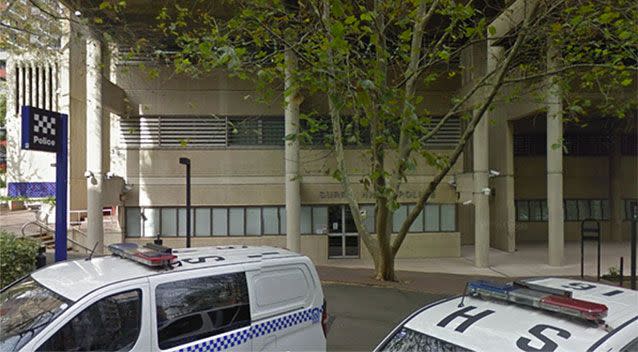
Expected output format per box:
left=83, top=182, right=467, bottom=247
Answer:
left=0, top=232, right=39, bottom=288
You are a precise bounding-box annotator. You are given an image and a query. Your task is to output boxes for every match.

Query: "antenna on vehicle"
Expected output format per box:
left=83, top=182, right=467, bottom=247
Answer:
left=85, top=241, right=100, bottom=261
left=458, top=282, right=469, bottom=307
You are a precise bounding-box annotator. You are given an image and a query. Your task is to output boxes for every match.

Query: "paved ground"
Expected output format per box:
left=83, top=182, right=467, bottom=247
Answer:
left=323, top=283, right=446, bottom=351
left=326, top=241, right=634, bottom=278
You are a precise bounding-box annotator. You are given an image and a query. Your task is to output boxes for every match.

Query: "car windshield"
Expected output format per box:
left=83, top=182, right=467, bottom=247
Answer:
left=0, top=276, right=71, bottom=352
left=380, top=327, right=473, bottom=352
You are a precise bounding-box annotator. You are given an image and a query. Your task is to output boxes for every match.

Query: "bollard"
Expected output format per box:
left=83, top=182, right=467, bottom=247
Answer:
left=35, top=246, right=47, bottom=269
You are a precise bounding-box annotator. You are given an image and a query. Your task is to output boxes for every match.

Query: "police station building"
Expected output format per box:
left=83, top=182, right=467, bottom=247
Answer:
left=3, top=0, right=637, bottom=267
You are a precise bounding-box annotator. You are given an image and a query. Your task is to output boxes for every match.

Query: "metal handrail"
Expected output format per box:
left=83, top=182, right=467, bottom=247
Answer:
left=20, top=220, right=93, bottom=253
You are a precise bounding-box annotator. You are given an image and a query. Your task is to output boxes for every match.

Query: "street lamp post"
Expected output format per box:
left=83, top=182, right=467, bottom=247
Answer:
left=179, top=157, right=191, bottom=248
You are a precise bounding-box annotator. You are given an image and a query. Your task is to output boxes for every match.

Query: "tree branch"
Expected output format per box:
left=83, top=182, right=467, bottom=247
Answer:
left=391, top=2, right=536, bottom=256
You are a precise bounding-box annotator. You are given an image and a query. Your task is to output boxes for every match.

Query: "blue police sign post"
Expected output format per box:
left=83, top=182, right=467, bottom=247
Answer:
left=21, top=106, right=68, bottom=262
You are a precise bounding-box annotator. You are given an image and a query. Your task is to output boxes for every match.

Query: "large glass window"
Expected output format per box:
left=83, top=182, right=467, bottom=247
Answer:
left=38, top=290, right=142, bottom=352
left=392, top=205, right=408, bottom=233
left=155, top=273, right=250, bottom=350
left=312, top=207, right=329, bottom=234
left=1, top=277, right=71, bottom=352
left=126, top=208, right=141, bottom=237
left=626, top=199, right=638, bottom=220
left=516, top=199, right=610, bottom=222
left=229, top=208, right=245, bottom=236
left=361, top=205, right=376, bottom=233
left=441, top=204, right=456, bottom=231
left=161, top=208, right=177, bottom=236
left=279, top=207, right=287, bottom=234
left=178, top=209, right=194, bottom=236
left=565, top=200, right=579, bottom=221
left=516, top=200, right=530, bottom=221
left=143, top=208, right=160, bottom=238
left=300, top=206, right=312, bottom=234
left=424, top=204, right=440, bottom=232
left=212, top=208, right=228, bottom=236
left=262, top=207, right=280, bottom=235
left=195, top=208, right=211, bottom=237
left=246, top=208, right=262, bottom=235
left=407, top=205, right=424, bottom=232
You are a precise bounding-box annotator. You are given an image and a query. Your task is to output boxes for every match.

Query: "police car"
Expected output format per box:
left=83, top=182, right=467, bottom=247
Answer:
left=375, top=278, right=638, bottom=352
left=0, top=243, right=328, bottom=352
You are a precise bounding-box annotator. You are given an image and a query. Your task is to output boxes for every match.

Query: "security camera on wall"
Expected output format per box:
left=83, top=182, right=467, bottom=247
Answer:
left=489, top=169, right=500, bottom=177
left=83, top=170, right=93, bottom=179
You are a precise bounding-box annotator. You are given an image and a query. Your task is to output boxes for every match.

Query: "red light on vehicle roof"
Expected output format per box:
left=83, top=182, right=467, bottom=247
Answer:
left=541, top=295, right=608, bottom=321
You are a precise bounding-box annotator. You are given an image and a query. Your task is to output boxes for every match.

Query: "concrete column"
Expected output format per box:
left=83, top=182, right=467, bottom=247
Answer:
left=546, top=41, right=564, bottom=266
left=473, top=109, right=490, bottom=267
left=17, top=62, right=24, bottom=111
left=44, top=63, right=51, bottom=110
left=86, top=35, right=104, bottom=254
left=38, top=65, right=45, bottom=108
left=27, top=62, right=33, bottom=106
left=284, top=47, right=301, bottom=253
left=490, top=120, right=516, bottom=252
left=610, top=131, right=623, bottom=241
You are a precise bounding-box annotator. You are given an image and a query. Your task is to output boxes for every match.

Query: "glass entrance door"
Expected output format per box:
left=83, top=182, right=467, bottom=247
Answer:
left=327, top=205, right=360, bottom=258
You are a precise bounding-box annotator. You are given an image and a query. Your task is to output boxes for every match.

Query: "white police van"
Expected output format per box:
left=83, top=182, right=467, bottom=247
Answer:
left=375, top=278, right=638, bottom=352
left=0, top=243, right=328, bottom=352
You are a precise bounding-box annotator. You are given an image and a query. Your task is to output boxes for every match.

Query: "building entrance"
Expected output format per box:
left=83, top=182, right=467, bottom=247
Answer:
left=327, top=205, right=360, bottom=258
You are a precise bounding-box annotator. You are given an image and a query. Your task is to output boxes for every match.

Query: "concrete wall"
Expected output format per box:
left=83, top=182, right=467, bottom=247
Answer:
left=515, top=155, right=637, bottom=242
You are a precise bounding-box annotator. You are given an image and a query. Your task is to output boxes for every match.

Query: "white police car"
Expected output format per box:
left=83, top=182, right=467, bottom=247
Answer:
left=375, top=278, right=638, bottom=352
left=0, top=243, right=328, bottom=352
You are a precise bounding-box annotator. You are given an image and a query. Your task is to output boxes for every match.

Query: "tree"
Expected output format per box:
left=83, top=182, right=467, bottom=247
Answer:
left=136, top=0, right=636, bottom=280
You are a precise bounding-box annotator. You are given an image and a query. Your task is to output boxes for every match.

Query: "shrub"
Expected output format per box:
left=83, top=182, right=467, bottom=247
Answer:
left=0, top=231, right=40, bottom=288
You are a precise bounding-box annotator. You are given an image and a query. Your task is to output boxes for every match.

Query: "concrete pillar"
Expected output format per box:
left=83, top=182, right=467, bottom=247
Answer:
left=284, top=47, right=301, bottom=253
left=473, top=110, right=490, bottom=267
left=490, top=120, right=516, bottom=252
left=17, top=62, right=24, bottom=112
left=546, top=41, right=564, bottom=266
left=610, top=131, right=623, bottom=241
left=44, top=63, right=51, bottom=110
left=38, top=65, right=45, bottom=108
left=86, top=35, right=104, bottom=254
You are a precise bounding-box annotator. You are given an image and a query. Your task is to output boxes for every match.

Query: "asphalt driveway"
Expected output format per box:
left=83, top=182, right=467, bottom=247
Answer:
left=323, top=283, right=447, bottom=351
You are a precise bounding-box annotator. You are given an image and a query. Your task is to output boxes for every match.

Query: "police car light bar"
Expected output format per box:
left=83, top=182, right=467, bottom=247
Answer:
left=108, top=243, right=177, bottom=267
left=467, top=280, right=608, bottom=322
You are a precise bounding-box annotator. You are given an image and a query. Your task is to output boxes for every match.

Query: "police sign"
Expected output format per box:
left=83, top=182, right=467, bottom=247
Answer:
left=21, top=106, right=65, bottom=152
left=20, top=105, right=69, bottom=262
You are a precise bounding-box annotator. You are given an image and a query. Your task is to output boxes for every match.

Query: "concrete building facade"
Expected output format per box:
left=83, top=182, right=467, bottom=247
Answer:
left=4, top=0, right=636, bottom=267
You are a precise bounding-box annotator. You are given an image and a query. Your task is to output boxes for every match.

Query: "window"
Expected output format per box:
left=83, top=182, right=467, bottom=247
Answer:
left=178, top=209, right=194, bottom=236
left=517, top=200, right=610, bottom=222
left=279, top=207, right=287, bottom=234
left=424, top=205, right=440, bottom=232
left=227, top=117, right=284, bottom=146
left=392, top=205, right=408, bottom=233
left=301, top=206, right=312, bottom=234
left=161, top=208, right=177, bottom=236
left=627, top=199, right=638, bottom=220
left=393, top=204, right=455, bottom=233
left=212, top=208, right=228, bottom=236
left=361, top=205, right=376, bottom=233
left=126, top=208, right=141, bottom=237
left=1, top=277, right=70, bottom=352
left=312, top=207, right=328, bottom=234
left=195, top=208, right=211, bottom=237
left=263, top=207, right=280, bottom=235
left=229, top=208, right=245, bottom=236
left=246, top=207, right=262, bottom=235
left=155, top=273, right=250, bottom=350
left=441, top=204, right=456, bottom=231
left=379, top=327, right=472, bottom=352
left=38, top=290, right=142, bottom=352
left=143, top=208, right=160, bottom=238
left=565, top=199, right=609, bottom=221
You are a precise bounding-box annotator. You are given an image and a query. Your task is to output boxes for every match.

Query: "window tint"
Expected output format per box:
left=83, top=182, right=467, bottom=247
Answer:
left=38, top=290, right=141, bottom=352
left=380, top=327, right=472, bottom=352
left=155, top=273, right=251, bottom=350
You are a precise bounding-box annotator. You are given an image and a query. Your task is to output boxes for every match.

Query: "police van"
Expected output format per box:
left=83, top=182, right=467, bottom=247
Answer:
left=0, top=243, right=328, bottom=352
left=375, top=278, right=638, bottom=352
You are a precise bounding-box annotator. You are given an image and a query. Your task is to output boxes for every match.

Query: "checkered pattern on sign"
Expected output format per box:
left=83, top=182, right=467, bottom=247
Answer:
left=175, top=306, right=322, bottom=352
left=33, top=113, right=56, bottom=136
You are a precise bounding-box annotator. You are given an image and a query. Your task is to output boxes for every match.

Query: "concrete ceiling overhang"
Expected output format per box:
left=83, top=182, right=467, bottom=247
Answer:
left=59, top=0, right=507, bottom=58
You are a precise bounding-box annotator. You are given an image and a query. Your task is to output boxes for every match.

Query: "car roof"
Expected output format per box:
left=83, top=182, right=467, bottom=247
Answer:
left=397, top=278, right=637, bottom=352
left=31, top=245, right=301, bottom=301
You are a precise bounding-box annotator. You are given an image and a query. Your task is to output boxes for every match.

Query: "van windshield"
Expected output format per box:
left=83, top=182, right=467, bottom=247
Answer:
left=0, top=276, right=70, bottom=352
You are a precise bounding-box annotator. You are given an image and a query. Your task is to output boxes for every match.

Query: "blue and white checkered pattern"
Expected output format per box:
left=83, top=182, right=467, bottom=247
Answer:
left=176, top=306, right=322, bottom=352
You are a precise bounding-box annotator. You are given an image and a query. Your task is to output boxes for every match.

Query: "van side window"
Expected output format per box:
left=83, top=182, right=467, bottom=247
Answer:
left=37, top=290, right=142, bottom=352
left=155, top=272, right=251, bottom=350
